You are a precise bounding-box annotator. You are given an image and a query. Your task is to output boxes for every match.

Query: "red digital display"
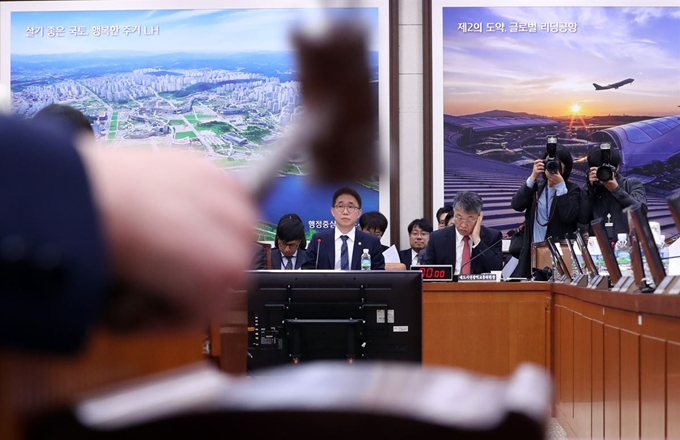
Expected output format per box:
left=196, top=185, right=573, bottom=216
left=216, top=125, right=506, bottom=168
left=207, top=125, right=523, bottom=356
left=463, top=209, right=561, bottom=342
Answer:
left=412, top=265, right=453, bottom=282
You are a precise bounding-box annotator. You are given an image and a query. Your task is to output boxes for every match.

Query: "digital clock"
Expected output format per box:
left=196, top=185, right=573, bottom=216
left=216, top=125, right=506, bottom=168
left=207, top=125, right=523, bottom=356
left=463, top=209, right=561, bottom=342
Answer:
left=410, top=265, right=453, bottom=282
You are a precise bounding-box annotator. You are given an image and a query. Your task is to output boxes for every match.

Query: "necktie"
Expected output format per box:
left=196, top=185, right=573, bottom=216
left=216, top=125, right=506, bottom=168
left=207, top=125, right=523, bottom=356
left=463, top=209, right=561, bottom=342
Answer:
left=461, top=235, right=471, bottom=275
left=285, top=256, right=293, bottom=270
left=340, top=235, right=349, bottom=270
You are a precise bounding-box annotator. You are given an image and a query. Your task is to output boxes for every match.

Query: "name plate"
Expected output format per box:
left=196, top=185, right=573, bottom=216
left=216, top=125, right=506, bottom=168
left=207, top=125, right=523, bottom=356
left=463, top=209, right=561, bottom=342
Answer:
left=411, top=265, right=453, bottom=282
left=457, top=273, right=498, bottom=282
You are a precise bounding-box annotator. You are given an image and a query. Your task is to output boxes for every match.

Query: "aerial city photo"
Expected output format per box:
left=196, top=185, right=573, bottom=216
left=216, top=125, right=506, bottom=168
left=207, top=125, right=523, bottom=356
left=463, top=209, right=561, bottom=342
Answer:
left=438, top=5, right=680, bottom=236
left=5, top=5, right=382, bottom=239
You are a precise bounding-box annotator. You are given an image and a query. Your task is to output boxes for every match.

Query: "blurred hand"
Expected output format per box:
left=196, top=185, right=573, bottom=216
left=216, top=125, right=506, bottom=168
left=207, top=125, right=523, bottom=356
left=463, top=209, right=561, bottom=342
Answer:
left=79, top=145, right=258, bottom=326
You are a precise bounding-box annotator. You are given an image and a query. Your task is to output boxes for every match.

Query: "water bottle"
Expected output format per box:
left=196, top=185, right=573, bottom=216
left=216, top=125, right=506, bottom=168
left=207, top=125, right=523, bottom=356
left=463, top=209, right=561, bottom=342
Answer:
left=659, top=235, right=670, bottom=275
left=615, top=233, right=632, bottom=277
left=588, top=236, right=608, bottom=276
left=360, top=249, right=371, bottom=270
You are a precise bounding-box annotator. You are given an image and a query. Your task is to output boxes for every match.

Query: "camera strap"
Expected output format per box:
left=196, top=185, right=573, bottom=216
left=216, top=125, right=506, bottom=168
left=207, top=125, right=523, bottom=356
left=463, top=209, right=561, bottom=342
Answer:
left=533, top=185, right=555, bottom=227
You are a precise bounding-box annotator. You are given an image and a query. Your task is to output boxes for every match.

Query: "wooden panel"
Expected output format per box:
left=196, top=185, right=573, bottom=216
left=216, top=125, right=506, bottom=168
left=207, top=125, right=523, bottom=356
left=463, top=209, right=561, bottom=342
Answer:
left=422, top=284, right=549, bottom=377
left=640, top=336, right=666, bottom=439
left=603, top=325, right=620, bottom=440
left=423, top=301, right=510, bottom=375
left=554, top=305, right=562, bottom=410
left=620, top=329, right=640, bottom=439
left=559, top=307, right=574, bottom=421
left=512, top=300, right=546, bottom=368
left=668, top=342, right=680, bottom=439
left=592, top=320, right=605, bottom=440
left=573, top=313, right=592, bottom=439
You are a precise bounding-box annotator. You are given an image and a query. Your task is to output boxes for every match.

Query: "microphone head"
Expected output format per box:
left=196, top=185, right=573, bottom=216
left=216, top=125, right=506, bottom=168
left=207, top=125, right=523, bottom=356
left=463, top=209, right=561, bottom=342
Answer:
left=506, top=229, right=517, bottom=237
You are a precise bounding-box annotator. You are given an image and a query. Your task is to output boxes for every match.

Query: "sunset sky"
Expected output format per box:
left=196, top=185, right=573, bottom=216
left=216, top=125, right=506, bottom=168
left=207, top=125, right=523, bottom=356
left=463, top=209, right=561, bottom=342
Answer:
left=442, top=6, right=680, bottom=117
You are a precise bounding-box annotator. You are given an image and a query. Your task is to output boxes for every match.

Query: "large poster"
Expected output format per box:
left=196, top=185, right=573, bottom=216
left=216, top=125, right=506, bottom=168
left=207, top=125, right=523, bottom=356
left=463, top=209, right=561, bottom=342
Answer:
left=0, top=0, right=393, bottom=241
left=429, top=0, right=680, bottom=237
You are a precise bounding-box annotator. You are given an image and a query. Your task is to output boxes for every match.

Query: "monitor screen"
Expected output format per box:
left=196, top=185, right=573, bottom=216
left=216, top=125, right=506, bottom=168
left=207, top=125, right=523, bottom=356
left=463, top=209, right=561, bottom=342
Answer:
left=546, top=237, right=571, bottom=281
left=574, top=231, right=598, bottom=276
left=668, top=192, right=680, bottom=233
left=626, top=203, right=666, bottom=287
left=246, top=270, right=422, bottom=373
left=591, top=218, right=622, bottom=285
left=563, top=233, right=583, bottom=275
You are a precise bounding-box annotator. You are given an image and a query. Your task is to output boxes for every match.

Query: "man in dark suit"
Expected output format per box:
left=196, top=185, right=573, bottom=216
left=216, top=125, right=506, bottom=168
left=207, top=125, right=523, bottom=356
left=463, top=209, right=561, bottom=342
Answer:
left=423, top=191, right=503, bottom=274
left=399, top=218, right=433, bottom=269
left=271, top=213, right=307, bottom=270
left=302, top=187, right=385, bottom=270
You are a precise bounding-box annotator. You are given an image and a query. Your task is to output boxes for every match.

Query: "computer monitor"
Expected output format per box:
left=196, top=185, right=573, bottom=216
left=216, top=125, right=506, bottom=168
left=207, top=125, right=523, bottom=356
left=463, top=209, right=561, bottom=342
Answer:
left=626, top=228, right=647, bottom=290
left=546, top=237, right=571, bottom=281
left=626, top=203, right=666, bottom=287
left=591, top=218, right=622, bottom=285
left=668, top=192, right=680, bottom=232
left=564, top=233, right=583, bottom=275
left=246, top=270, right=422, bottom=373
left=574, top=231, right=598, bottom=276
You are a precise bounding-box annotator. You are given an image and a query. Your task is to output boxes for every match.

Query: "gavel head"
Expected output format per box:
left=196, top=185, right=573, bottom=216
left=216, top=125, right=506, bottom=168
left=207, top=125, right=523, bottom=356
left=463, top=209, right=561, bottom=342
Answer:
left=291, top=19, right=379, bottom=183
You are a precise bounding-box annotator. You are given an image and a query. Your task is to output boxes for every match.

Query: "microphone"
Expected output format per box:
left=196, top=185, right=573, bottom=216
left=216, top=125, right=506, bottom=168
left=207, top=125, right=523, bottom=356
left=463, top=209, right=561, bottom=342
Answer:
left=505, top=229, right=517, bottom=238
left=459, top=235, right=505, bottom=274
left=315, top=238, right=321, bottom=270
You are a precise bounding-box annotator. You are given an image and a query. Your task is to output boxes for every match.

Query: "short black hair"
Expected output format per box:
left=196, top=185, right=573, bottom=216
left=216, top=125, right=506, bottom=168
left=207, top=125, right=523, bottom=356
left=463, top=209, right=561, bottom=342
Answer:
left=543, top=145, right=574, bottom=181
left=34, top=104, right=94, bottom=137
left=359, top=211, right=388, bottom=233
left=332, top=186, right=362, bottom=208
left=407, top=218, right=433, bottom=234
left=452, top=191, right=483, bottom=214
left=436, top=205, right=453, bottom=220
left=587, top=144, right=622, bottom=168
left=274, top=213, right=306, bottom=250
left=443, top=211, right=455, bottom=226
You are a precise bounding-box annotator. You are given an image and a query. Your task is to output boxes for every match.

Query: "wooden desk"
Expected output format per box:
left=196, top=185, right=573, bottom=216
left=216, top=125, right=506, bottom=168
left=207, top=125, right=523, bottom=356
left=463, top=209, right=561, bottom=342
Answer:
left=552, top=283, right=680, bottom=439
left=423, top=282, right=552, bottom=376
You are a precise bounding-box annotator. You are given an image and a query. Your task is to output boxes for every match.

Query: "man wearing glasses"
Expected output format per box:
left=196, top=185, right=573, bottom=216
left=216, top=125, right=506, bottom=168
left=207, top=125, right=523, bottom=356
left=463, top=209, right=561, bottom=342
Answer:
left=271, top=213, right=307, bottom=270
left=399, top=218, right=433, bottom=269
left=302, top=187, right=385, bottom=270
left=423, top=191, right=503, bottom=275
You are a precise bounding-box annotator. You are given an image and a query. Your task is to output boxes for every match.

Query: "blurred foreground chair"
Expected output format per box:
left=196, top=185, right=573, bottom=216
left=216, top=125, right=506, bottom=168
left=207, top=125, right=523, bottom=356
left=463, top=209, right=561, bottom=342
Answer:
left=28, top=361, right=551, bottom=440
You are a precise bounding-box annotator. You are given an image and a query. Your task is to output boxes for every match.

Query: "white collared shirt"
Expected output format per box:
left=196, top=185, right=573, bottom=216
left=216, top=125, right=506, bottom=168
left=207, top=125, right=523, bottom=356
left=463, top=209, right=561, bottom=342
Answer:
left=280, top=251, right=298, bottom=270
left=411, top=249, right=420, bottom=266
left=334, top=227, right=357, bottom=270
left=455, top=229, right=476, bottom=275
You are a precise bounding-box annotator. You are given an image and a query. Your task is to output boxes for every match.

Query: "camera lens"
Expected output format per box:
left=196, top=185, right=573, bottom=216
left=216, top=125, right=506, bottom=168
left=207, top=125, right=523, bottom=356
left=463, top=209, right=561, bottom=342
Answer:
left=596, top=165, right=613, bottom=182
left=545, top=158, right=560, bottom=174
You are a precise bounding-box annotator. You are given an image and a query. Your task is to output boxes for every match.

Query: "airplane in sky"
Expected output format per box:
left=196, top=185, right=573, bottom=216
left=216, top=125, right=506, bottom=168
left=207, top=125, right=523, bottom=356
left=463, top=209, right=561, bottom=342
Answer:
left=593, top=78, right=634, bottom=90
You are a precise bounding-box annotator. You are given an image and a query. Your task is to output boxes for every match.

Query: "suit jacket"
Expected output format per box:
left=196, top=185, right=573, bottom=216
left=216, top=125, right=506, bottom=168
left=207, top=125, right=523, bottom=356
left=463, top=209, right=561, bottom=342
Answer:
left=511, top=179, right=581, bottom=278
left=270, top=248, right=306, bottom=270
left=0, top=116, right=109, bottom=353
left=422, top=225, right=503, bottom=274
left=399, top=248, right=418, bottom=270
left=301, top=229, right=385, bottom=270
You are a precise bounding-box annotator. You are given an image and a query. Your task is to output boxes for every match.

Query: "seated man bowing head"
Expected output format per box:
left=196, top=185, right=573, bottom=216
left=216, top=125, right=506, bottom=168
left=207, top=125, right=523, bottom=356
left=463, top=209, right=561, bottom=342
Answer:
left=302, top=187, right=385, bottom=270
left=422, top=191, right=502, bottom=275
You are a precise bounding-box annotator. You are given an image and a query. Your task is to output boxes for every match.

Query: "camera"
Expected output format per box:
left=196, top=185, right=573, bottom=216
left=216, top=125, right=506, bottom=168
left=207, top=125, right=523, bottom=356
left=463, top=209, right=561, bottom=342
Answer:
left=596, top=142, right=616, bottom=182
left=543, top=135, right=560, bottom=174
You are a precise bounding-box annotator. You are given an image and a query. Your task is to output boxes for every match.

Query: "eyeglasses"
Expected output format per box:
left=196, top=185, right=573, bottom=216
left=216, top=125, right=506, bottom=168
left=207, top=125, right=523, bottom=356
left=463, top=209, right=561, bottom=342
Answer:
left=279, top=240, right=301, bottom=249
left=365, top=229, right=383, bottom=238
left=333, top=204, right=359, bottom=213
left=453, top=216, right=478, bottom=225
left=410, top=231, right=430, bottom=238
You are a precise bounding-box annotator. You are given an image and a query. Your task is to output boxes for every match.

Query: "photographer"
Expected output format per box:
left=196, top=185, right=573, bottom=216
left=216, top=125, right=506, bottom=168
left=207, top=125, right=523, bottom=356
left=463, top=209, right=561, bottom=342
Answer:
left=510, top=137, right=581, bottom=278
left=579, top=143, right=647, bottom=240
